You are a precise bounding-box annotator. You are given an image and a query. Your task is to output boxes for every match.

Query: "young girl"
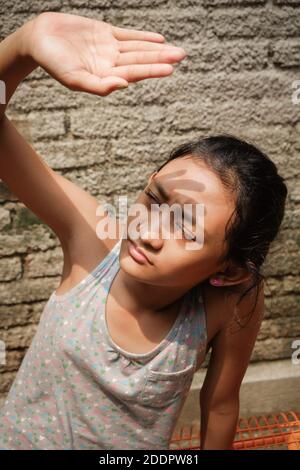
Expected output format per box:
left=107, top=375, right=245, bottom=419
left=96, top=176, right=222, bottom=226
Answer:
left=0, top=12, right=287, bottom=450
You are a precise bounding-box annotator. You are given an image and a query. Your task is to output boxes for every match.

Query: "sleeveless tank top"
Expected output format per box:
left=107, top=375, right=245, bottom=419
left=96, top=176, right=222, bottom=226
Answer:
left=0, top=238, right=207, bottom=450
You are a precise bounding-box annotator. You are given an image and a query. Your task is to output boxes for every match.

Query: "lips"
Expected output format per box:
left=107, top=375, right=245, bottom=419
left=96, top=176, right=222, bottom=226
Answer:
left=127, top=237, right=152, bottom=264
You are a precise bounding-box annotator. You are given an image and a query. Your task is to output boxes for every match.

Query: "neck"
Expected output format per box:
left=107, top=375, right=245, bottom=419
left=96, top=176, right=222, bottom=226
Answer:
left=115, top=268, right=190, bottom=316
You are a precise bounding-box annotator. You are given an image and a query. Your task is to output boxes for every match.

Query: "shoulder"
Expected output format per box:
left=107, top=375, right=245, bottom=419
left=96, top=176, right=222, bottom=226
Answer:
left=199, top=279, right=265, bottom=404
left=202, top=278, right=265, bottom=340
left=224, top=278, right=265, bottom=334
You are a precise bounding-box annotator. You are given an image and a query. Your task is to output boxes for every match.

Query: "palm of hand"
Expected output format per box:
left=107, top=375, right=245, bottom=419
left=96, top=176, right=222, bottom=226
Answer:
left=28, top=12, right=187, bottom=96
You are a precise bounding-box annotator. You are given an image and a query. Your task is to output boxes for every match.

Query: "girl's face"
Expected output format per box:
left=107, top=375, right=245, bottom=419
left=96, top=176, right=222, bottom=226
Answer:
left=120, top=156, right=237, bottom=291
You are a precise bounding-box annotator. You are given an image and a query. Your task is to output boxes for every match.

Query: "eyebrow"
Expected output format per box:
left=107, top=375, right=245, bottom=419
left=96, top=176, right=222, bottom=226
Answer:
left=153, top=180, right=198, bottom=225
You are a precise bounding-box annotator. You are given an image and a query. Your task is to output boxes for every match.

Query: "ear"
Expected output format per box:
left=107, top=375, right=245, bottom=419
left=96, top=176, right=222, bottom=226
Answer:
left=225, top=267, right=252, bottom=286
left=211, top=263, right=252, bottom=286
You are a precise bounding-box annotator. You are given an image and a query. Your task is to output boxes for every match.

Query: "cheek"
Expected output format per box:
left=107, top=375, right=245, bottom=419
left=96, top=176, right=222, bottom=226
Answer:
left=157, top=252, right=204, bottom=284
left=181, top=246, right=221, bottom=280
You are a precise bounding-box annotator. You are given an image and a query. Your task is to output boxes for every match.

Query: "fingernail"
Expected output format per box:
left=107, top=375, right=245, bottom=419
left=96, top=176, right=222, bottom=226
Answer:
left=116, top=84, right=128, bottom=89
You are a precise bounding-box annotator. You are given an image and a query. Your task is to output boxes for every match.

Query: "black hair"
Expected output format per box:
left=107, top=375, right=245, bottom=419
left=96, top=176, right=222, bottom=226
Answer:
left=155, top=134, right=288, bottom=328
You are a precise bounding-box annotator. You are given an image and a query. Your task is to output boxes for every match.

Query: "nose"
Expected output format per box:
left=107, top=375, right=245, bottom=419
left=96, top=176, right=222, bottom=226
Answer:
left=133, top=210, right=164, bottom=250
left=140, top=218, right=164, bottom=249
left=140, top=229, right=164, bottom=250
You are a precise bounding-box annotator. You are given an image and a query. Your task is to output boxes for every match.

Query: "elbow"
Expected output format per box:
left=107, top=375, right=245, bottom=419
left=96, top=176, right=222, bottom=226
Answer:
left=200, top=393, right=240, bottom=416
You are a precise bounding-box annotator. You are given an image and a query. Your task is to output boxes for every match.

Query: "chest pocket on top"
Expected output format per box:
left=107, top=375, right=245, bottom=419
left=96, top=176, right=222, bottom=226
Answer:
left=138, top=363, right=195, bottom=408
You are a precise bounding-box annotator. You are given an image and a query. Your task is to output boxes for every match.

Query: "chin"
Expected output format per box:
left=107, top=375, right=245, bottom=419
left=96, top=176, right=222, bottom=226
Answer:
left=119, top=252, right=156, bottom=285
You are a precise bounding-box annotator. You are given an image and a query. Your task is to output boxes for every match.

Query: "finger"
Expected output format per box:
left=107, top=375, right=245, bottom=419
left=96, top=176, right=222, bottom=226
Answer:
left=118, top=40, right=182, bottom=53
left=65, top=71, right=128, bottom=96
left=115, top=48, right=187, bottom=67
left=112, top=25, right=165, bottom=42
left=107, top=63, right=174, bottom=82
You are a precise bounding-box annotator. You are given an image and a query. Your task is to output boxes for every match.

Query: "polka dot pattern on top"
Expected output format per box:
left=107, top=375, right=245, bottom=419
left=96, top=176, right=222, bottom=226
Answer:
left=0, top=238, right=207, bottom=450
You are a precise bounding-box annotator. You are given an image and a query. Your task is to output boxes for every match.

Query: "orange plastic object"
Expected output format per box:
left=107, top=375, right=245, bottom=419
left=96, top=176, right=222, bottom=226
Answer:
left=169, top=410, right=300, bottom=450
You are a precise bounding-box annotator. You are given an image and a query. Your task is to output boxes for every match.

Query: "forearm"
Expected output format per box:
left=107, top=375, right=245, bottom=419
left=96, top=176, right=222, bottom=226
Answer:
left=0, top=19, right=37, bottom=118
left=200, top=402, right=239, bottom=450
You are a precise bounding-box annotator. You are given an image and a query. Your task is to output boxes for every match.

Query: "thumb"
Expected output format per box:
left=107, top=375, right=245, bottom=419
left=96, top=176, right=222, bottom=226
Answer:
left=66, top=71, right=128, bottom=96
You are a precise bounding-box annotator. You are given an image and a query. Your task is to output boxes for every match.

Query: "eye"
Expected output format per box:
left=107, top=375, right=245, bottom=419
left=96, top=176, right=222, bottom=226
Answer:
left=175, top=222, right=197, bottom=241
left=144, top=188, right=161, bottom=206
left=185, top=231, right=197, bottom=242
left=144, top=189, right=196, bottom=241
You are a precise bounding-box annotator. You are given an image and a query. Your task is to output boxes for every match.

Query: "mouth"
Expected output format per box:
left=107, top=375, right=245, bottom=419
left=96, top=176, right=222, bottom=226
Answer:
left=127, top=237, right=152, bottom=265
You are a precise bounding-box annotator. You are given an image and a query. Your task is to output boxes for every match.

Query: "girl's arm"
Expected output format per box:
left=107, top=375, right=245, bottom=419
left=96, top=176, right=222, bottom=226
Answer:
left=0, top=20, right=37, bottom=117
left=1, top=11, right=187, bottom=115
left=0, top=12, right=186, bottom=251
left=199, top=282, right=265, bottom=450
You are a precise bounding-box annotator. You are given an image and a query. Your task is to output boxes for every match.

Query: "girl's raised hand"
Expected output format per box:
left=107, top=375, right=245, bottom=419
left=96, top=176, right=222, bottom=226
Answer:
left=23, top=12, right=187, bottom=96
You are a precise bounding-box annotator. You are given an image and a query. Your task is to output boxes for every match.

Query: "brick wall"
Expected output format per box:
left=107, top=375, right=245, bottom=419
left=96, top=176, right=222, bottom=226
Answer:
left=0, top=0, right=300, bottom=407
